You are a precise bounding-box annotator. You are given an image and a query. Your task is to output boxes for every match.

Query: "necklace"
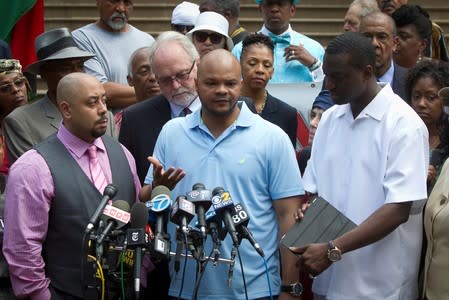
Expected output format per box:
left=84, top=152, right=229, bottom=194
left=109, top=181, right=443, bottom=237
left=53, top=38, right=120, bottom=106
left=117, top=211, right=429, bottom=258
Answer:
left=255, top=91, right=267, bottom=114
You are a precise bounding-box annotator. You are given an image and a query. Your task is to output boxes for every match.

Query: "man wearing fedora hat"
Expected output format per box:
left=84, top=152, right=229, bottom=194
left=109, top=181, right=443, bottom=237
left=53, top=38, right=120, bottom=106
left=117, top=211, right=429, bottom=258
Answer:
left=232, top=0, right=325, bottom=83
left=72, top=0, right=154, bottom=111
left=3, top=28, right=116, bottom=165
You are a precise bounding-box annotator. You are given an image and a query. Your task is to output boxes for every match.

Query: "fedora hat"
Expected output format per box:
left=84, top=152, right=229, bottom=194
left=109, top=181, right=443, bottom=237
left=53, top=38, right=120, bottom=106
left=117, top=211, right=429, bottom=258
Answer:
left=186, top=12, right=234, bottom=51
left=26, top=27, right=95, bottom=74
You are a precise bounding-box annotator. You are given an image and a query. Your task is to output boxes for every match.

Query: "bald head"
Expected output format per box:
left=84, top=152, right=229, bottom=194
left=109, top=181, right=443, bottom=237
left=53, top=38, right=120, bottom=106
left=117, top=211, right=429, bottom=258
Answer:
left=57, top=72, right=101, bottom=105
left=198, top=49, right=241, bottom=80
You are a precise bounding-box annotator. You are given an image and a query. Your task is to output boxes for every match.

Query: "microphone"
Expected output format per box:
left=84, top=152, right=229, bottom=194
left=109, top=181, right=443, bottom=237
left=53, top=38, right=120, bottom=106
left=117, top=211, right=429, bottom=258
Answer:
left=186, top=183, right=212, bottom=239
left=211, top=187, right=239, bottom=246
left=127, top=202, right=148, bottom=299
left=85, top=184, right=118, bottom=234
left=149, top=185, right=172, bottom=257
left=232, top=203, right=264, bottom=257
left=171, top=195, right=195, bottom=273
left=96, top=200, right=130, bottom=244
left=170, top=195, right=195, bottom=234
left=205, top=210, right=222, bottom=263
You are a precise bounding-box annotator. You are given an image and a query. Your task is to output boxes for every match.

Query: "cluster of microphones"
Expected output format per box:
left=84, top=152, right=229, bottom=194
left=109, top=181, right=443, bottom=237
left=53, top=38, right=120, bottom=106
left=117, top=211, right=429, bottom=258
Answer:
left=83, top=182, right=264, bottom=297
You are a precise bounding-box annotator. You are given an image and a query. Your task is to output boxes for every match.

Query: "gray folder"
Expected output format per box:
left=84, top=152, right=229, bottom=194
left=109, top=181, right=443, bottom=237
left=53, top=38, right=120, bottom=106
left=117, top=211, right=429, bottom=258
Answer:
left=281, top=196, right=356, bottom=248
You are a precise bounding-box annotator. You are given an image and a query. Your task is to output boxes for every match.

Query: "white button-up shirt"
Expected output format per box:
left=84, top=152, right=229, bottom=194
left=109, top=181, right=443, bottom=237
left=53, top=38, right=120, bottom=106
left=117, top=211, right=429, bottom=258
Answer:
left=303, top=84, right=429, bottom=300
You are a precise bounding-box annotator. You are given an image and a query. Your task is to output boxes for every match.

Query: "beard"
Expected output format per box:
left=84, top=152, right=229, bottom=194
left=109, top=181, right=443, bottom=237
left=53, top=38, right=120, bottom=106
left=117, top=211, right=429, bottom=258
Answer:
left=169, top=88, right=197, bottom=107
left=107, top=12, right=127, bottom=31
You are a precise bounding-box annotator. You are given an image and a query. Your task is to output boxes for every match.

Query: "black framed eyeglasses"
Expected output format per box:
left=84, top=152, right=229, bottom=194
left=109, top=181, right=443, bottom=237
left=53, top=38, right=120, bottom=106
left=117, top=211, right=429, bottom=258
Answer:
left=157, top=61, right=196, bottom=86
left=0, top=77, right=26, bottom=94
left=193, top=31, right=224, bottom=45
left=172, top=24, right=194, bottom=33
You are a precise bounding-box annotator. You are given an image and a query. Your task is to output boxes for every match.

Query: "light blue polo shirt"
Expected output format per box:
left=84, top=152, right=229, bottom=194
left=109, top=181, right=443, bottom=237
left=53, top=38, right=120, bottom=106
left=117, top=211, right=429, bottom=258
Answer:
left=144, top=102, right=304, bottom=299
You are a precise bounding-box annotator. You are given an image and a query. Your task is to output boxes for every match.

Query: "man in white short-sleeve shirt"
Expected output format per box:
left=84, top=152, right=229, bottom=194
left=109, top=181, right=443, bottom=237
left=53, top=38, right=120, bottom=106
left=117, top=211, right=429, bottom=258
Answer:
left=293, top=32, right=428, bottom=300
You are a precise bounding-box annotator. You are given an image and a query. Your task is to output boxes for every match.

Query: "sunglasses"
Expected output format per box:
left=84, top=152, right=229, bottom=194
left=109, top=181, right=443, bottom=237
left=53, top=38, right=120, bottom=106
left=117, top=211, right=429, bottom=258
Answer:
left=0, top=77, right=26, bottom=94
left=193, top=31, right=224, bottom=45
left=157, top=61, right=196, bottom=86
left=172, top=24, right=194, bottom=33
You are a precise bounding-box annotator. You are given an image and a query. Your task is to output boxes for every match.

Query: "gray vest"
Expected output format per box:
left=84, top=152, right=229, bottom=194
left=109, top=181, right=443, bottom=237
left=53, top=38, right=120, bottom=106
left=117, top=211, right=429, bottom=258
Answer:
left=35, top=134, right=135, bottom=298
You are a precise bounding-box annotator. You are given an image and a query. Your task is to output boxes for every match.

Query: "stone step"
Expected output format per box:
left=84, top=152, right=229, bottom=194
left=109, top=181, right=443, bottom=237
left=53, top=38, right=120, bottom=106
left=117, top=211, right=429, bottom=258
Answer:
left=44, top=2, right=449, bottom=19
left=44, top=17, right=449, bottom=46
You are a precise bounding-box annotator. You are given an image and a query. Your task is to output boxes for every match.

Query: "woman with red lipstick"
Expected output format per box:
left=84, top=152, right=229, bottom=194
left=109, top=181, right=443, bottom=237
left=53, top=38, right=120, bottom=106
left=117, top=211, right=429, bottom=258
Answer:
left=406, top=59, right=449, bottom=189
left=240, top=33, right=297, bottom=147
left=0, top=59, right=30, bottom=175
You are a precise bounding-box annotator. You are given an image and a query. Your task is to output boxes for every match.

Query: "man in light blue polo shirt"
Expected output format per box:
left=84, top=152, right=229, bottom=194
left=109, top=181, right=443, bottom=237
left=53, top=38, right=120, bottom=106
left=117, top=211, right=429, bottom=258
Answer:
left=140, top=49, right=304, bottom=299
left=232, top=0, right=324, bottom=83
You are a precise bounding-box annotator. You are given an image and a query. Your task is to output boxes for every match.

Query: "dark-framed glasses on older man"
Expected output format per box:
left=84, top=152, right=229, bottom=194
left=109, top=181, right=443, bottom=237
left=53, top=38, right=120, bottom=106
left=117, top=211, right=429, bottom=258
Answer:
left=157, top=61, right=196, bottom=86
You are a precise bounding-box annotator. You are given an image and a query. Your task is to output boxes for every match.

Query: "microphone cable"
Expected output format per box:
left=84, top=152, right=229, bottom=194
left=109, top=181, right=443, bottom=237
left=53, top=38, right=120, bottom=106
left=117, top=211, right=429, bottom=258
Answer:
left=87, top=254, right=105, bottom=300
left=263, top=257, right=274, bottom=300
left=191, top=247, right=214, bottom=300
left=119, top=252, right=126, bottom=300
left=177, top=234, right=189, bottom=300
left=236, top=247, right=249, bottom=300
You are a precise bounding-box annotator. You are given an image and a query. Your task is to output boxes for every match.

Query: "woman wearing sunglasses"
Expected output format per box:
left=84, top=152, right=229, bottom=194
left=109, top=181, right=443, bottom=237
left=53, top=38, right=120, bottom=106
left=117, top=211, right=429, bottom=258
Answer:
left=187, top=11, right=234, bottom=57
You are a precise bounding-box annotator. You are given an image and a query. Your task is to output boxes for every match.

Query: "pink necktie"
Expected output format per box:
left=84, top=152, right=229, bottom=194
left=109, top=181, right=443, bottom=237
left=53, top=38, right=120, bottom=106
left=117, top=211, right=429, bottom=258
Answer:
left=87, top=145, right=108, bottom=193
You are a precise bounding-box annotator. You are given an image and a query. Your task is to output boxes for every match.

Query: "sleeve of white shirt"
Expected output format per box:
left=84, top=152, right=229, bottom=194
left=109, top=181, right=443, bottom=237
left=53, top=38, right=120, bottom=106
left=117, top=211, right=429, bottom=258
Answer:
left=383, top=119, right=429, bottom=209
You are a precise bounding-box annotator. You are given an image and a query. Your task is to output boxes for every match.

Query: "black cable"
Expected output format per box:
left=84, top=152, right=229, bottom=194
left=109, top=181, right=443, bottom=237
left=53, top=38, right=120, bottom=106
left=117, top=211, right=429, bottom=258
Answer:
left=177, top=234, right=189, bottom=300
left=191, top=247, right=214, bottom=300
left=236, top=247, right=248, bottom=300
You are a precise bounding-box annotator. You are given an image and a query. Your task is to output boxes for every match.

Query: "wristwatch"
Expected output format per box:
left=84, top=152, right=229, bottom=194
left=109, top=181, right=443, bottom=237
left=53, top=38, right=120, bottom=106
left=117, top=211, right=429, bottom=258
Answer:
left=281, top=282, right=303, bottom=297
left=327, top=240, right=342, bottom=262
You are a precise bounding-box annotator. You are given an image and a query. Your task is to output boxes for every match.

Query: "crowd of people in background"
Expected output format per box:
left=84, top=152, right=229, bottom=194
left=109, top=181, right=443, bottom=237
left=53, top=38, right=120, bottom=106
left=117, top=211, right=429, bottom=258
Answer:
left=0, top=0, right=448, bottom=299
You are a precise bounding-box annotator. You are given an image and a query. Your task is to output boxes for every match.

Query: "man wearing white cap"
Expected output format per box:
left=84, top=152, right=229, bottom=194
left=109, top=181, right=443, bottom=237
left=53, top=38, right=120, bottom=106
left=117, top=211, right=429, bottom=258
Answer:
left=232, top=0, right=325, bottom=83
left=171, top=1, right=200, bottom=35
left=72, top=0, right=154, bottom=111
left=187, top=11, right=234, bottom=57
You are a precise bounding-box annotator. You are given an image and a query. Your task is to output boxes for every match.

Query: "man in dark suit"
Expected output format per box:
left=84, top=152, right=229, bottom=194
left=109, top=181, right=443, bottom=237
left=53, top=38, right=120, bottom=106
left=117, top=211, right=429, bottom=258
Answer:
left=3, top=28, right=116, bottom=165
left=360, top=11, right=408, bottom=100
left=120, top=31, right=200, bottom=185
left=118, top=31, right=200, bottom=299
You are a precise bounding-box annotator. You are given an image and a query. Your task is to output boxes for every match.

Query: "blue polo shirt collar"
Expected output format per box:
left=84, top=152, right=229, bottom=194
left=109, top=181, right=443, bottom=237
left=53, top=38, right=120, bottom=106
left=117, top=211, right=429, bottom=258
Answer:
left=186, top=100, right=256, bottom=130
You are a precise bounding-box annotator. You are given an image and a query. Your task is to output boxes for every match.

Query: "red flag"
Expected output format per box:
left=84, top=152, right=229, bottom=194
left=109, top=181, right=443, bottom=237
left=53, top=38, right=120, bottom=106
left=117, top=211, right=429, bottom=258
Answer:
left=10, top=0, right=44, bottom=69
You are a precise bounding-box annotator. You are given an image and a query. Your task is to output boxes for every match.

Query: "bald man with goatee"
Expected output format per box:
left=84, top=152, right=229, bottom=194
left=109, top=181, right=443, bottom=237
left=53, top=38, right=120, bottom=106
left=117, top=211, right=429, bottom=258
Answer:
left=3, top=72, right=140, bottom=299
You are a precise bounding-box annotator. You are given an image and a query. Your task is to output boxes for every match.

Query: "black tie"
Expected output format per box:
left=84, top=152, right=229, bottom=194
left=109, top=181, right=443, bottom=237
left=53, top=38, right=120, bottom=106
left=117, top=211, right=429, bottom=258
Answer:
left=180, top=107, right=192, bottom=117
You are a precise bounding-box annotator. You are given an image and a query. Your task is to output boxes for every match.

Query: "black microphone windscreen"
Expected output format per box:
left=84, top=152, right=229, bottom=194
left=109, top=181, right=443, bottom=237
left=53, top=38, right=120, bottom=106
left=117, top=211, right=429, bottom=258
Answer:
left=151, top=185, right=171, bottom=199
left=192, top=182, right=206, bottom=191
left=130, top=202, right=148, bottom=229
left=212, top=186, right=225, bottom=196
left=103, top=184, right=118, bottom=197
